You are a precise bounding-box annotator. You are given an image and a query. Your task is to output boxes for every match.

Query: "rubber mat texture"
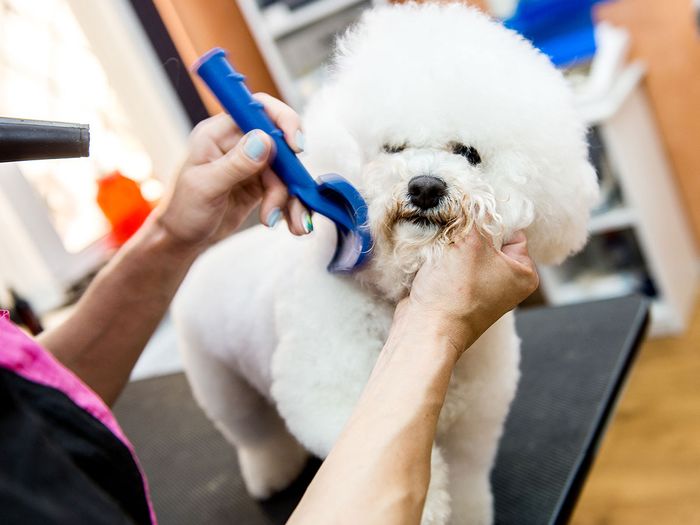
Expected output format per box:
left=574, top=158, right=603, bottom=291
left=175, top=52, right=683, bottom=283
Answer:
left=114, top=295, right=648, bottom=525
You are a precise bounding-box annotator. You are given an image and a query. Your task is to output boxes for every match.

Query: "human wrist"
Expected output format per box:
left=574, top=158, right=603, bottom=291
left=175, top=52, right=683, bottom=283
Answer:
left=149, top=196, right=214, bottom=255
left=119, top=214, right=203, bottom=284
left=389, top=299, right=478, bottom=363
left=148, top=209, right=209, bottom=262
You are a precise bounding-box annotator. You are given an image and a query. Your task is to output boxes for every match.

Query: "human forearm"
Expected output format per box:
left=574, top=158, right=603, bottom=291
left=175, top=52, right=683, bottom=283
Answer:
left=39, top=105, right=308, bottom=406
left=290, top=230, right=538, bottom=523
left=288, top=305, right=473, bottom=525
left=39, top=215, right=201, bottom=405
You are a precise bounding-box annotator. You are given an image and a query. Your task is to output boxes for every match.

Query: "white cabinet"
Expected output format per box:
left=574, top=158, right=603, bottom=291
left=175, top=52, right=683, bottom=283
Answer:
left=539, top=60, right=699, bottom=336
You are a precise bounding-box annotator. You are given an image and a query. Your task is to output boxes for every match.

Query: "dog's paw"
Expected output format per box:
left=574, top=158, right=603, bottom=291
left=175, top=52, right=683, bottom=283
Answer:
left=237, top=431, right=309, bottom=499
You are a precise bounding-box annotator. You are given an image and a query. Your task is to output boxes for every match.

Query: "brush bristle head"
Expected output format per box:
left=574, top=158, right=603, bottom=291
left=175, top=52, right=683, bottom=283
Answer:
left=328, top=226, right=372, bottom=273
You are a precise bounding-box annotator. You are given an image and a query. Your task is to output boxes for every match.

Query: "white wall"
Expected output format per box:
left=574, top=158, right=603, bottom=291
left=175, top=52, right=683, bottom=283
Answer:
left=66, top=0, right=191, bottom=180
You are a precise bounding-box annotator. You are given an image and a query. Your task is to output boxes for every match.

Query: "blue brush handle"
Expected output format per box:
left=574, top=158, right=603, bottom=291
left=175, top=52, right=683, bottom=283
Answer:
left=196, top=48, right=317, bottom=195
left=195, top=47, right=373, bottom=269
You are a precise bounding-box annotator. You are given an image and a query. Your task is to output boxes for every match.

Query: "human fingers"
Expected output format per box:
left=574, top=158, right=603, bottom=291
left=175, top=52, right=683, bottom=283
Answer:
left=501, top=230, right=529, bottom=261
left=500, top=231, right=539, bottom=292
left=209, top=130, right=272, bottom=193
left=189, top=113, right=244, bottom=162
left=447, top=226, right=494, bottom=265
left=285, top=198, right=313, bottom=236
left=253, top=93, right=305, bottom=153
left=500, top=231, right=535, bottom=269
left=259, top=169, right=289, bottom=228
left=445, top=227, right=538, bottom=298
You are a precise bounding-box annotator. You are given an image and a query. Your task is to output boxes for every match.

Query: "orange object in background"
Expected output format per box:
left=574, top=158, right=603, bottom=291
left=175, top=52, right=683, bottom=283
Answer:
left=96, top=170, right=152, bottom=246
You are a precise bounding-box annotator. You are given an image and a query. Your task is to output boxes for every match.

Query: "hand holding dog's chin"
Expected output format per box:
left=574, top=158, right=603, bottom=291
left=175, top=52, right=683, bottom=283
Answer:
left=399, top=228, right=539, bottom=359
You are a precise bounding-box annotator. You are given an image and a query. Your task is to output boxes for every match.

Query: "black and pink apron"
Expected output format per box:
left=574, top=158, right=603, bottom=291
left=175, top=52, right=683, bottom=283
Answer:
left=0, top=315, right=156, bottom=524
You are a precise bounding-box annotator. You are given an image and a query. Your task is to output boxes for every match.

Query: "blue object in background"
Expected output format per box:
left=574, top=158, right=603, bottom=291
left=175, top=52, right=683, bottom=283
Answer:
left=504, top=0, right=610, bottom=67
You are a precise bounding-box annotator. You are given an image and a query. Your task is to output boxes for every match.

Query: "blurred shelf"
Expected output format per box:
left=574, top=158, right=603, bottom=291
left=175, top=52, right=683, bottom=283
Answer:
left=589, top=206, right=636, bottom=234
left=237, top=0, right=376, bottom=106
left=537, top=266, right=673, bottom=333
left=534, top=270, right=679, bottom=336
left=544, top=25, right=699, bottom=337
left=263, top=0, right=368, bottom=39
left=576, top=61, right=645, bottom=125
left=541, top=270, right=641, bottom=306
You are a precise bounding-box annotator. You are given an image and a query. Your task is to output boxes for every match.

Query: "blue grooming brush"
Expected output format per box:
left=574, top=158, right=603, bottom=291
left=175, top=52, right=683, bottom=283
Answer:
left=195, top=48, right=372, bottom=273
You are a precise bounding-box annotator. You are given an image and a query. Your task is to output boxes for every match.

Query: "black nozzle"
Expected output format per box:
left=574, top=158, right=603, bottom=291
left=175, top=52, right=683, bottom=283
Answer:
left=0, top=117, right=90, bottom=163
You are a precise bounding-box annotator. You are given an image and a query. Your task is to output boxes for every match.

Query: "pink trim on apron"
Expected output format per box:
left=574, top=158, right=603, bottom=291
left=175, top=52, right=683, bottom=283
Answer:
left=0, top=318, right=157, bottom=524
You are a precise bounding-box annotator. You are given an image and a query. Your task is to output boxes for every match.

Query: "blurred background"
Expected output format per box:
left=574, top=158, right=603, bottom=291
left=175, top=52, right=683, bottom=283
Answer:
left=0, top=0, right=699, bottom=523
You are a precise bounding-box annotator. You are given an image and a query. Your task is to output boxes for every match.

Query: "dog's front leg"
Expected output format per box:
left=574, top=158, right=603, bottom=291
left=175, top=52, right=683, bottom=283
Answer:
left=181, top=344, right=308, bottom=499
left=420, top=444, right=452, bottom=525
left=439, top=316, right=521, bottom=525
left=269, top=236, right=396, bottom=457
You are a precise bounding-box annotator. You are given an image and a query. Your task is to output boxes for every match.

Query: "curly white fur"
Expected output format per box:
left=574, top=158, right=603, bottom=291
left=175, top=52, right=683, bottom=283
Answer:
left=173, top=4, right=599, bottom=524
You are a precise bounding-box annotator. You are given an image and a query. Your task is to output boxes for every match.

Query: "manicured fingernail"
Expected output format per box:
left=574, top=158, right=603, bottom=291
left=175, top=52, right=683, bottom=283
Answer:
left=244, top=131, right=266, bottom=161
left=266, top=208, right=281, bottom=228
left=294, top=129, right=305, bottom=152
left=302, top=211, right=313, bottom=233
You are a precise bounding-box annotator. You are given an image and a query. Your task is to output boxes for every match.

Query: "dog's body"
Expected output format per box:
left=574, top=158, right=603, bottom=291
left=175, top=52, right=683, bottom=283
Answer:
left=173, top=4, right=599, bottom=524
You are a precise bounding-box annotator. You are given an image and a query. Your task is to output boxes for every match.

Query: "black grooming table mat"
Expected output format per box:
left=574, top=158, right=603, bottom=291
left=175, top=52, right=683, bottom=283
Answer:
left=114, top=295, right=649, bottom=525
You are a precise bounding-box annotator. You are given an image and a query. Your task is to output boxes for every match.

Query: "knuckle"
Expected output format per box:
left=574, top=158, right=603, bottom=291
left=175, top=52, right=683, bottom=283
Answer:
left=189, top=122, right=208, bottom=144
left=528, top=270, right=540, bottom=292
left=189, top=116, right=223, bottom=146
left=191, top=117, right=211, bottom=134
left=252, top=91, right=271, bottom=101
left=191, top=114, right=218, bottom=137
left=254, top=92, right=298, bottom=122
left=282, top=105, right=300, bottom=122
left=219, top=151, right=257, bottom=179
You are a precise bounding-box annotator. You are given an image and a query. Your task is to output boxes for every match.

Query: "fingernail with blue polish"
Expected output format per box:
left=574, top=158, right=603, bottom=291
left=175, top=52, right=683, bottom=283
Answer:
left=302, top=211, right=313, bottom=234
left=294, top=129, right=305, bottom=152
left=244, top=131, right=266, bottom=161
left=266, top=208, right=281, bottom=228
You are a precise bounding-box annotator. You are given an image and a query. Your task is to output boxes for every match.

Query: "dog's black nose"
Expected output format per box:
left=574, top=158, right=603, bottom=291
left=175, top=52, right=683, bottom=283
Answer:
left=408, top=176, right=447, bottom=210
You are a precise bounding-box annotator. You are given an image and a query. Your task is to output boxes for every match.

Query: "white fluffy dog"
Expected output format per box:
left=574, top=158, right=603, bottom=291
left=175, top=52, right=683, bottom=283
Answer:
left=173, top=3, right=599, bottom=524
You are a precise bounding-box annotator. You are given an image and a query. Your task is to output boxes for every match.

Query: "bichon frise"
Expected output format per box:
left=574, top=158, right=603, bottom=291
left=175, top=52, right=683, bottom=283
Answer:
left=173, top=3, right=599, bottom=523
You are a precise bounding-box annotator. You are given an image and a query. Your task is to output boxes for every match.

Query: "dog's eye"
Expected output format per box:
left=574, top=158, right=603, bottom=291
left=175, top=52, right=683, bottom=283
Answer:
left=382, top=143, right=406, bottom=154
left=451, top=143, right=481, bottom=165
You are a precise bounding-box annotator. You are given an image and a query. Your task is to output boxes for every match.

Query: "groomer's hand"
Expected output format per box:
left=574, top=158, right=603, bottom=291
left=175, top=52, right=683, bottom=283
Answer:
left=402, top=229, right=539, bottom=357
left=155, top=93, right=312, bottom=251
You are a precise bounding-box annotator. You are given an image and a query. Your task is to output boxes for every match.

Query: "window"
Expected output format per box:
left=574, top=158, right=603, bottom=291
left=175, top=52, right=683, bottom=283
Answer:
left=0, top=0, right=159, bottom=253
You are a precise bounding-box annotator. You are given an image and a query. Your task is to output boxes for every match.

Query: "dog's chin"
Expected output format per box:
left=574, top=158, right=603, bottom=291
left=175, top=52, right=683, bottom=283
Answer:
left=361, top=216, right=447, bottom=301
left=363, top=206, right=473, bottom=301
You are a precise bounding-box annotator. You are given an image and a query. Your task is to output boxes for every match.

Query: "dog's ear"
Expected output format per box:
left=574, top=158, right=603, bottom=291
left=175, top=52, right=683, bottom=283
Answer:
left=301, top=88, right=363, bottom=186
left=490, top=148, right=599, bottom=265
left=523, top=159, right=599, bottom=264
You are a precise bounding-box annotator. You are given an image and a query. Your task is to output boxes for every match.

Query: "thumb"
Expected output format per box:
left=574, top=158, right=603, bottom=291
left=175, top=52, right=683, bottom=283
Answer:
left=500, top=230, right=539, bottom=292
left=211, top=130, right=272, bottom=189
left=501, top=230, right=532, bottom=267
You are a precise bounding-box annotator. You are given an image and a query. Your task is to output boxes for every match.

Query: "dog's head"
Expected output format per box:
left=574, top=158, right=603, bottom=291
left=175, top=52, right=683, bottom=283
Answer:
left=303, top=3, right=599, bottom=300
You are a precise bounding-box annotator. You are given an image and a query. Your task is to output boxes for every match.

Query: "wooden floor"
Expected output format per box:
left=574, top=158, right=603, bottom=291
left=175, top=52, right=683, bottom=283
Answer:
left=570, top=300, right=700, bottom=525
